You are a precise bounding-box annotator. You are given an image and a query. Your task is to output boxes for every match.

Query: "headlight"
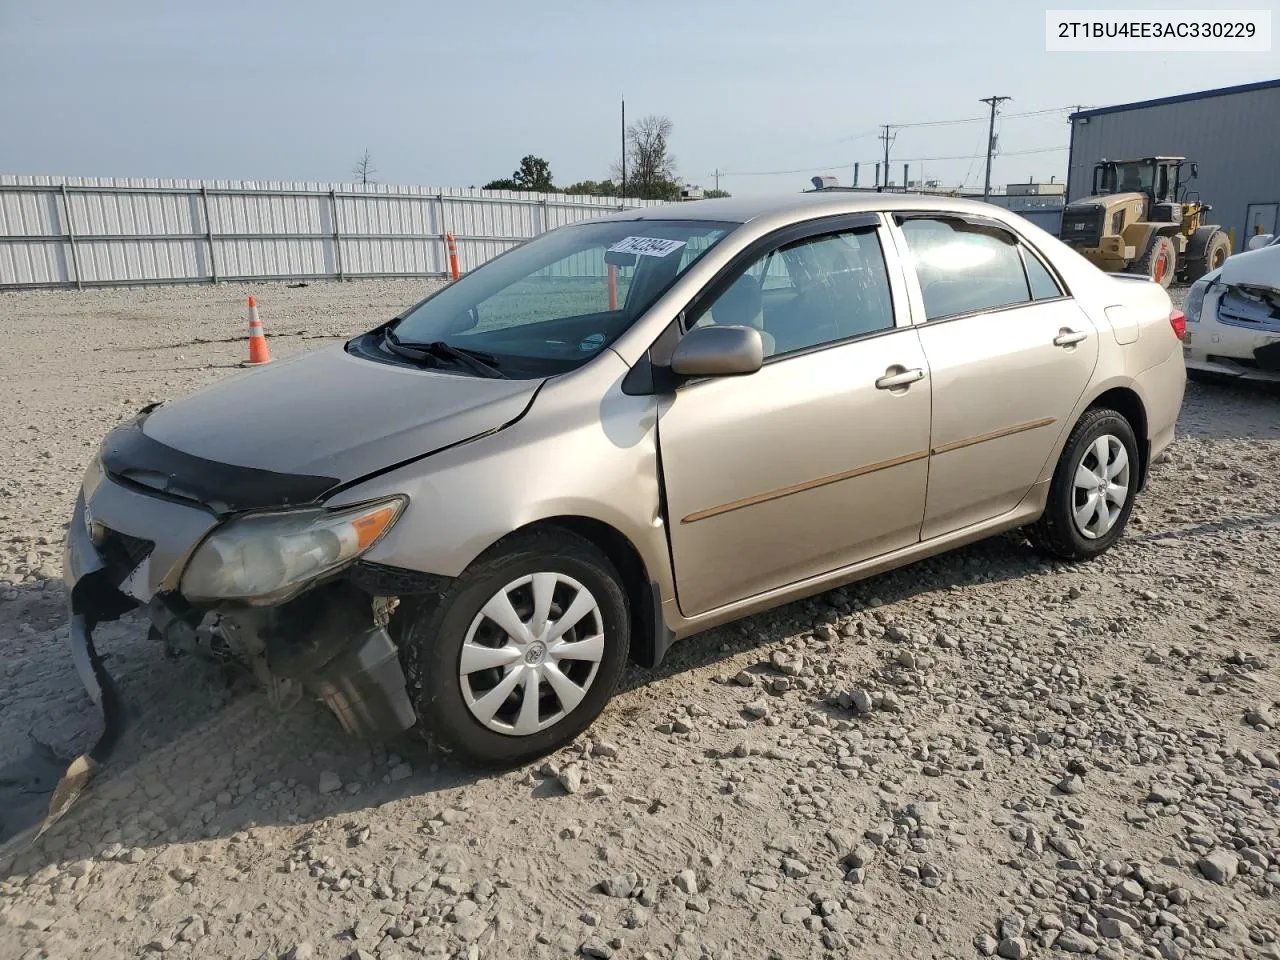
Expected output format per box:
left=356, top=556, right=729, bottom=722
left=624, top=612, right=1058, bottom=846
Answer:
left=1184, top=279, right=1211, bottom=323
left=181, top=497, right=405, bottom=603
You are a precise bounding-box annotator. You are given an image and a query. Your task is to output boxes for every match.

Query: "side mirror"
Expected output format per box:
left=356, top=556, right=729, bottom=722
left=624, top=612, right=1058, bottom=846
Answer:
left=669, top=325, right=764, bottom=379
left=1191, top=163, right=1199, bottom=179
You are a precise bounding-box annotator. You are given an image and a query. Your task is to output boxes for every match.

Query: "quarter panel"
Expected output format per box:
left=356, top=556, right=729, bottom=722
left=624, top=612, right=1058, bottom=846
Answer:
left=1134, top=353, right=1185, bottom=461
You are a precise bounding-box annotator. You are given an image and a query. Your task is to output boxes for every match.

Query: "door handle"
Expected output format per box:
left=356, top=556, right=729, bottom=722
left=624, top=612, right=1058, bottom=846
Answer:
left=875, top=366, right=926, bottom=390
left=1053, top=328, right=1088, bottom=347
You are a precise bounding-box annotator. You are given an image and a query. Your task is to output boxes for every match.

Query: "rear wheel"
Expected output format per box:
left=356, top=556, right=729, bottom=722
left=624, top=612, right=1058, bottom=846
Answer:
left=1028, top=408, right=1139, bottom=561
left=1185, top=230, right=1231, bottom=282
left=1135, top=235, right=1176, bottom=288
left=403, top=529, right=630, bottom=766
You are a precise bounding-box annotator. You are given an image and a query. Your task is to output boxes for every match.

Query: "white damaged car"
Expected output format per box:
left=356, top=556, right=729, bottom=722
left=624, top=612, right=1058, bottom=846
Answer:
left=1183, top=239, right=1280, bottom=383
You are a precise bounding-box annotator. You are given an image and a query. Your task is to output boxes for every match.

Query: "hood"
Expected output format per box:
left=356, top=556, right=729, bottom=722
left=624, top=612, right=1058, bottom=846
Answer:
left=1218, top=241, right=1280, bottom=294
left=142, top=344, right=542, bottom=483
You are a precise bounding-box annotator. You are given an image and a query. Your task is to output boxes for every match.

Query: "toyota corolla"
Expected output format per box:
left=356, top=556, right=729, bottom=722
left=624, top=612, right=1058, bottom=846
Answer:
left=62, top=193, right=1185, bottom=790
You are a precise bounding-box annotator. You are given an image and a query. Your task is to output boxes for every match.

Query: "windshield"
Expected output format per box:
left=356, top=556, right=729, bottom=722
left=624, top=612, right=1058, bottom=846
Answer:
left=1096, top=162, right=1154, bottom=196
left=388, top=219, right=735, bottom=377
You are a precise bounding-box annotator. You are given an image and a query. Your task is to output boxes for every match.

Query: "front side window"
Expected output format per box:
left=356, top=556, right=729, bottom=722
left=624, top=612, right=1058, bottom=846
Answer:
left=898, top=217, right=1033, bottom=320
left=691, top=227, right=895, bottom=358
left=389, top=219, right=733, bottom=376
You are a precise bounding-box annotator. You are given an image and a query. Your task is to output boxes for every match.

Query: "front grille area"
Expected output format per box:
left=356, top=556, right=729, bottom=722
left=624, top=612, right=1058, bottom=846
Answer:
left=1060, top=208, right=1104, bottom=248
left=350, top=560, right=453, bottom=597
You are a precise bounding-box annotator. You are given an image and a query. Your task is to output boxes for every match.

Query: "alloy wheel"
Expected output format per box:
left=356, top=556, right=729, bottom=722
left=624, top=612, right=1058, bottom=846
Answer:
left=458, top=573, right=605, bottom=736
left=1072, top=434, right=1130, bottom=539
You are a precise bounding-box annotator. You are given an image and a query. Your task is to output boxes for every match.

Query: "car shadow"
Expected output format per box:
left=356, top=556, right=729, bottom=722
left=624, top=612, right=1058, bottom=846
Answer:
left=0, top=529, right=1049, bottom=875
left=4, top=486, right=1273, bottom=876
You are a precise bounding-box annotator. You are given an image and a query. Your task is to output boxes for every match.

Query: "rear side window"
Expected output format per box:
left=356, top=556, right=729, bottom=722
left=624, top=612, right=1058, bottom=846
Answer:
left=898, top=217, right=1030, bottom=320
left=1023, top=250, right=1063, bottom=300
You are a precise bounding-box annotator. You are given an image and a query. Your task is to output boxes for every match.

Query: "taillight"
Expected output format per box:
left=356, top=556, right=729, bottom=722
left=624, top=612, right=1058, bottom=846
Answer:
left=1169, top=309, right=1186, bottom=341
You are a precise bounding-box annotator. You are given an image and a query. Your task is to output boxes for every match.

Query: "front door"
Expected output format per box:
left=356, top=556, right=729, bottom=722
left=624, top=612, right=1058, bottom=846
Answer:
left=657, top=219, right=932, bottom=617
left=892, top=213, right=1100, bottom=540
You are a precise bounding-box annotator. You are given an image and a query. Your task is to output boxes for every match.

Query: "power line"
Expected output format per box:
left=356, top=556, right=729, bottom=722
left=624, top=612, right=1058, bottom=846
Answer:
left=721, top=144, right=1069, bottom=178
left=887, top=105, right=1077, bottom=129
left=808, top=127, right=882, bottom=148
left=960, top=125, right=988, bottom=190
left=711, top=104, right=1082, bottom=180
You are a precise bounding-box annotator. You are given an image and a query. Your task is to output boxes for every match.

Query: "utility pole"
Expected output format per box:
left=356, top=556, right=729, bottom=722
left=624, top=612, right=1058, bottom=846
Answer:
left=1066, top=104, right=1083, bottom=203
left=879, top=125, right=897, bottom=190
left=980, top=95, right=1012, bottom=201
left=620, top=97, right=626, bottom=200
left=713, top=169, right=722, bottom=191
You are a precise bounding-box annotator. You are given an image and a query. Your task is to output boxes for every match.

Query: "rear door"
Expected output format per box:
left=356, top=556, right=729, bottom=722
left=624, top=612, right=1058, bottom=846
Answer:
left=656, top=215, right=932, bottom=616
left=890, top=213, right=1100, bottom=540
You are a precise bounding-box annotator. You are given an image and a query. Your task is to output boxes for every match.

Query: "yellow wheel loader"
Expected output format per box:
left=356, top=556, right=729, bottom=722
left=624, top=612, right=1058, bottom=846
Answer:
left=1059, top=156, right=1231, bottom=288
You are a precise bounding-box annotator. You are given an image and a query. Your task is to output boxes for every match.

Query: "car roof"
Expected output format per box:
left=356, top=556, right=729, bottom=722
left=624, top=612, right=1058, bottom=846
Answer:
left=596, top=192, right=1020, bottom=227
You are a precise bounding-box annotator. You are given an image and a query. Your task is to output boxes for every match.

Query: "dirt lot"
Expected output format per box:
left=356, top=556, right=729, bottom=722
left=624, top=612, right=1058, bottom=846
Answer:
left=1, top=281, right=1278, bottom=960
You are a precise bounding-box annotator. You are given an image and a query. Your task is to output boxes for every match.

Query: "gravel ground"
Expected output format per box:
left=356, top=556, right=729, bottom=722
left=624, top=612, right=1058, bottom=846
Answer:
left=0, top=281, right=1277, bottom=960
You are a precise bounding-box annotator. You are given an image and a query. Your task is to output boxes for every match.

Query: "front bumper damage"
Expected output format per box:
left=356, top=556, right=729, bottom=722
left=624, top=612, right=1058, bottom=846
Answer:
left=43, top=458, right=432, bottom=839
left=1185, top=278, right=1280, bottom=382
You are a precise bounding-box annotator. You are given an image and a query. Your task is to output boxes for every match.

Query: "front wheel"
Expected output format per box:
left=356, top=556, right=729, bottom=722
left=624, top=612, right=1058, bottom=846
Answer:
left=1028, top=408, right=1139, bottom=561
left=1135, top=235, right=1176, bottom=288
left=402, top=529, right=630, bottom=766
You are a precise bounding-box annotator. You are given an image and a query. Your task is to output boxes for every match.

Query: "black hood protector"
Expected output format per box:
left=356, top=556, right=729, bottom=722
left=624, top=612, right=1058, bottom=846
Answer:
left=101, top=416, right=340, bottom=515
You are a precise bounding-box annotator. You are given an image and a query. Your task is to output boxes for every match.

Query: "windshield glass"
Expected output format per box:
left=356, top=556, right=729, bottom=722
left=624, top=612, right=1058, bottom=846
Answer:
left=388, top=219, right=735, bottom=376
left=1096, top=162, right=1154, bottom=195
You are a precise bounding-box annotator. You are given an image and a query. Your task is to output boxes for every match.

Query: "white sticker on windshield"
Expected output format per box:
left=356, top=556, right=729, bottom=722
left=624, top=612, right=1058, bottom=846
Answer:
left=607, top=236, right=687, bottom=258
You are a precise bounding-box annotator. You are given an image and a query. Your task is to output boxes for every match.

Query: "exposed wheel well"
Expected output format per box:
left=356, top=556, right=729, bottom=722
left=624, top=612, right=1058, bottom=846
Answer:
left=511, top=516, right=668, bottom=668
left=1087, top=387, right=1149, bottom=488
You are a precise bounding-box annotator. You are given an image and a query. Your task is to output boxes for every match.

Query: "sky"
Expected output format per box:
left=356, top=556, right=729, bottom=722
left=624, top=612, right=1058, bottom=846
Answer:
left=2, top=0, right=1277, bottom=197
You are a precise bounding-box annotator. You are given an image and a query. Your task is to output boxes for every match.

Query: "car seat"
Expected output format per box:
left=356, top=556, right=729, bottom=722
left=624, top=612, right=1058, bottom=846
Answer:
left=710, top=274, right=776, bottom=356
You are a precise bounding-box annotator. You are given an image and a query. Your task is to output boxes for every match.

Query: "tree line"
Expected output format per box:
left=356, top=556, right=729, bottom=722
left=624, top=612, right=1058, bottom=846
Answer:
left=482, top=114, right=729, bottom=200
left=352, top=115, right=729, bottom=200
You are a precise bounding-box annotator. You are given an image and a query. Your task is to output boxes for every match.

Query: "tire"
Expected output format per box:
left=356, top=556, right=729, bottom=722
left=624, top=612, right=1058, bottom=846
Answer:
left=1134, top=235, right=1176, bottom=288
left=402, top=529, right=630, bottom=766
left=1183, top=230, right=1231, bottom=282
left=1028, top=408, right=1140, bottom=561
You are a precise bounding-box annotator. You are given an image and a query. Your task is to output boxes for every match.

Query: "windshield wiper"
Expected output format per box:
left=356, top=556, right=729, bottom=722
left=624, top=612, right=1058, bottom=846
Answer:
left=382, top=330, right=508, bottom=379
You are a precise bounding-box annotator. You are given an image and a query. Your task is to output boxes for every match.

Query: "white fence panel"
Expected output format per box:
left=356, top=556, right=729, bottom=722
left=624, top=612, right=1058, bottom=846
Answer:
left=0, top=175, right=664, bottom=289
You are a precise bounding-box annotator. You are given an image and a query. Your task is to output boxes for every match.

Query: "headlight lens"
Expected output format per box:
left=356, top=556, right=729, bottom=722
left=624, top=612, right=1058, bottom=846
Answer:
left=181, top=497, right=405, bottom=602
left=1185, top=279, right=1211, bottom=323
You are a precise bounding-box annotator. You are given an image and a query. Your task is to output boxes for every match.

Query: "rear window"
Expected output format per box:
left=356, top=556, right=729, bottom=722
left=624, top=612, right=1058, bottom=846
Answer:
left=1023, top=250, right=1063, bottom=300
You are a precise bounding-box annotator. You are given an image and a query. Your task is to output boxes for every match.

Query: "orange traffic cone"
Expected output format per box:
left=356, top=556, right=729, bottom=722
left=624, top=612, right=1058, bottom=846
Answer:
left=245, top=296, right=271, bottom=366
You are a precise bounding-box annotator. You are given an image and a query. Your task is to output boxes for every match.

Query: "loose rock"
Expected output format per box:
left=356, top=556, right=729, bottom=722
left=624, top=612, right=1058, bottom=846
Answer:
left=1198, top=849, right=1239, bottom=885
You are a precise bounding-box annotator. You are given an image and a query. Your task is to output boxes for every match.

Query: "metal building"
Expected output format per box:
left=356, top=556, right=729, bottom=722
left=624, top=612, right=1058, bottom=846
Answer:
left=1067, top=78, right=1280, bottom=253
